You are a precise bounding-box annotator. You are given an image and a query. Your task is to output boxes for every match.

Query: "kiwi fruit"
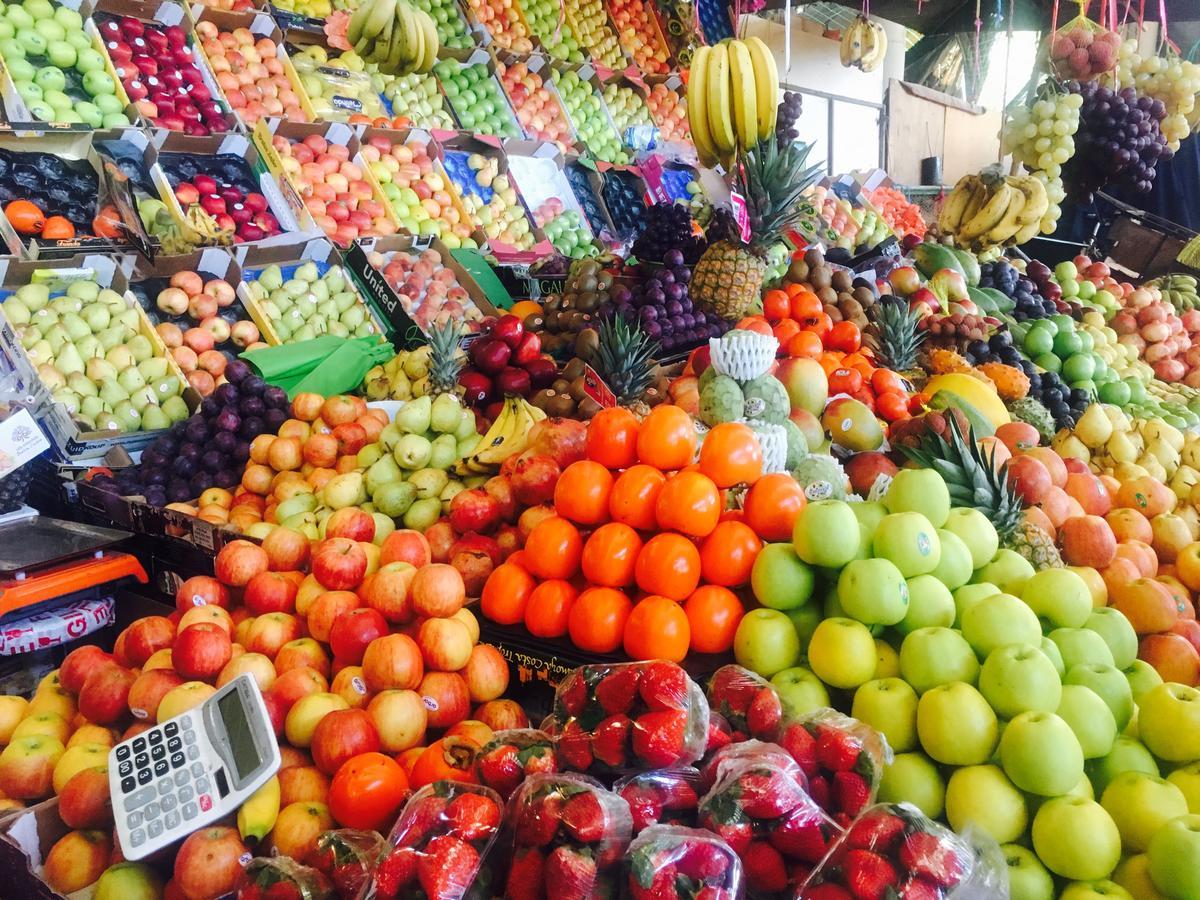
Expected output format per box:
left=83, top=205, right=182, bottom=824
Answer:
left=562, top=357, right=586, bottom=380
left=809, top=267, right=832, bottom=291
left=530, top=389, right=556, bottom=410
left=852, top=286, right=876, bottom=308
left=575, top=328, right=599, bottom=362
left=568, top=376, right=589, bottom=402
left=788, top=258, right=810, bottom=282
left=838, top=298, right=864, bottom=320
left=825, top=305, right=843, bottom=323
left=831, top=270, right=853, bottom=293
left=817, top=286, right=838, bottom=306
left=547, top=393, right=577, bottom=417
left=804, top=247, right=825, bottom=268
left=552, top=378, right=571, bottom=393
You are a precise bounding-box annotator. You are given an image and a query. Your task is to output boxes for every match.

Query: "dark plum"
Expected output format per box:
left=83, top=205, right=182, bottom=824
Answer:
left=213, top=431, right=237, bottom=454
left=231, top=440, right=250, bottom=463
left=185, top=418, right=209, bottom=443
left=224, top=359, right=251, bottom=383
left=200, top=397, right=221, bottom=418
left=239, top=396, right=265, bottom=418
left=189, top=472, right=214, bottom=496
left=214, top=383, right=239, bottom=406
left=215, top=409, right=240, bottom=432
left=262, top=386, right=288, bottom=410
left=264, top=408, right=287, bottom=432
left=171, top=455, right=196, bottom=478
left=240, top=375, right=265, bottom=396
left=239, top=416, right=264, bottom=439
left=213, top=469, right=239, bottom=489
left=200, top=450, right=223, bottom=473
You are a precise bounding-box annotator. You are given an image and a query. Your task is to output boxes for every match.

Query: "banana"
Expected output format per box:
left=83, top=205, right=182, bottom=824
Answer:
left=397, top=4, right=420, bottom=71
left=859, top=20, right=887, bottom=72
left=706, top=42, right=736, bottom=155
left=937, top=176, right=978, bottom=234
left=744, top=36, right=778, bottom=142
left=363, top=0, right=398, bottom=41
left=416, top=10, right=438, bottom=72
left=956, top=179, right=991, bottom=236
left=348, top=0, right=372, bottom=46
left=385, top=4, right=413, bottom=73
left=839, top=18, right=861, bottom=66
left=686, top=45, right=718, bottom=168
left=982, top=188, right=1026, bottom=245
left=237, top=776, right=280, bottom=846
left=409, top=11, right=426, bottom=73
left=958, top=183, right=1016, bottom=242
left=727, top=40, right=758, bottom=152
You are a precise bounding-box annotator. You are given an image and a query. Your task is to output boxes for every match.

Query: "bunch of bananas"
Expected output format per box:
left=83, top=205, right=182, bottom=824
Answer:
left=1148, top=273, right=1200, bottom=311
left=936, top=172, right=1050, bottom=251
left=362, top=346, right=434, bottom=400
left=839, top=15, right=887, bottom=73
left=686, top=37, right=778, bottom=169
left=453, top=394, right=546, bottom=476
left=347, top=0, right=439, bottom=76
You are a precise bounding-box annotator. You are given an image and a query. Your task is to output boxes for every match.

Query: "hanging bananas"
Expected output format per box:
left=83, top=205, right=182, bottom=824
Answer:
left=937, top=172, right=1051, bottom=252
left=686, top=37, right=779, bottom=169
left=347, top=0, right=439, bottom=75
left=839, top=15, right=887, bottom=73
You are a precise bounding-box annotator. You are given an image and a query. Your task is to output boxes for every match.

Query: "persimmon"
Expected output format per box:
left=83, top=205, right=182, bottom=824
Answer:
left=567, top=587, right=632, bottom=653
left=636, top=405, right=697, bottom=471
left=825, top=321, right=862, bottom=353
left=553, top=460, right=613, bottom=525
left=6, top=200, right=44, bottom=234
left=408, top=737, right=479, bottom=789
left=581, top=522, right=642, bottom=587
left=586, top=408, right=639, bottom=469
left=787, top=330, right=824, bottom=359
left=635, top=533, right=701, bottom=600
left=524, top=580, right=578, bottom=638
left=609, top=465, right=666, bottom=531
left=623, top=596, right=690, bottom=662
left=480, top=562, right=535, bottom=625
left=655, top=470, right=720, bottom=537
left=523, top=517, right=582, bottom=580
left=684, top=586, right=744, bottom=654
left=698, top=423, right=763, bottom=488
left=743, top=473, right=806, bottom=541
left=699, top=520, right=762, bottom=587
left=41, top=216, right=75, bottom=240
left=762, top=289, right=791, bottom=321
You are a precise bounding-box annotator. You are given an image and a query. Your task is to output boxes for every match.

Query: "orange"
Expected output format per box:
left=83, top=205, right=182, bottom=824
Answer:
left=581, top=522, right=642, bottom=587
left=480, top=562, right=535, bottom=625
left=553, top=460, right=614, bottom=526
left=742, top=473, right=806, bottom=541
left=524, top=580, right=578, bottom=638
left=655, top=470, right=720, bottom=537
left=684, top=585, right=744, bottom=654
left=586, top=408, right=640, bottom=469
left=634, top=533, right=701, bottom=600
left=523, top=516, right=583, bottom=580
left=698, top=423, right=763, bottom=488
left=623, top=596, right=690, bottom=662
left=636, top=405, right=698, bottom=470
left=568, top=587, right=632, bottom=653
left=699, top=521, right=762, bottom=587
left=609, top=465, right=667, bottom=531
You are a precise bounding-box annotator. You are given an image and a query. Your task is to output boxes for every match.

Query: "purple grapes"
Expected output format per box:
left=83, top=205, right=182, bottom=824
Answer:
left=1063, top=80, right=1173, bottom=200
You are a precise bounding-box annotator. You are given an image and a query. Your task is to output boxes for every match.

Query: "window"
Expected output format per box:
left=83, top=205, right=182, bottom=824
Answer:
left=783, top=88, right=883, bottom=176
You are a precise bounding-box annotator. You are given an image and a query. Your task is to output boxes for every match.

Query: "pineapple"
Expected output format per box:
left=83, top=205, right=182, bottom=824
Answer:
left=692, top=138, right=822, bottom=320
left=899, top=412, right=1062, bottom=568
left=595, top=316, right=658, bottom=414
left=866, top=298, right=925, bottom=383
left=427, top=320, right=464, bottom=396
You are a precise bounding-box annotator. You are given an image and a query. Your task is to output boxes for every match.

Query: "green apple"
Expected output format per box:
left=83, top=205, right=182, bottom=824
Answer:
left=917, top=681, right=997, bottom=765
left=897, top=574, right=955, bottom=633
left=1001, top=710, right=1085, bottom=796
left=1124, top=659, right=1164, bottom=702
left=1111, top=855, right=1162, bottom=900
left=929, top=528, right=973, bottom=590
left=877, top=751, right=945, bottom=818
left=873, top=511, right=941, bottom=577
left=1041, top=636, right=1066, bottom=676
left=961, top=591, right=1042, bottom=658
left=953, top=581, right=999, bottom=626
left=1088, top=736, right=1161, bottom=797
left=1100, top=771, right=1189, bottom=852
left=836, top=557, right=908, bottom=625
left=786, top=603, right=822, bottom=657
left=793, top=499, right=861, bottom=568
left=974, top=548, right=1035, bottom=595
left=943, top=507, right=1000, bottom=569
left=1085, top=608, right=1139, bottom=670
left=1066, top=664, right=1134, bottom=730
left=16, top=28, right=47, bottom=57
left=851, top=499, right=887, bottom=534
left=1049, top=627, right=1115, bottom=671
left=1001, top=844, right=1055, bottom=900
left=82, top=68, right=116, bottom=99
left=33, top=64, right=64, bottom=93
left=1147, top=814, right=1200, bottom=898
left=94, top=861, right=164, bottom=900
left=945, top=764, right=1028, bottom=844
left=751, top=543, right=815, bottom=610
left=1059, top=882, right=1133, bottom=900
left=1032, top=797, right=1121, bottom=881
left=1023, top=568, right=1093, bottom=628
left=1058, top=684, right=1118, bottom=759
left=980, top=643, right=1063, bottom=719
left=769, top=666, right=829, bottom=717
left=884, top=467, right=950, bottom=527
left=733, top=609, right=801, bottom=677
left=1138, top=682, right=1200, bottom=763
left=900, top=626, right=979, bottom=693
left=1167, top=762, right=1200, bottom=814
left=807, top=617, right=875, bottom=689
left=851, top=677, right=918, bottom=752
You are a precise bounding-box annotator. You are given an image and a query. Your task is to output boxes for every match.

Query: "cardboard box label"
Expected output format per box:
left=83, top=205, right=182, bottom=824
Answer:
left=0, top=409, right=49, bottom=478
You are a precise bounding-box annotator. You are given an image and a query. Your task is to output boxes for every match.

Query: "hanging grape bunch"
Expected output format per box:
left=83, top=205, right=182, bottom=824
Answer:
left=1103, top=38, right=1200, bottom=151
left=775, top=91, right=803, bottom=146
left=1061, top=81, right=1172, bottom=201
left=1000, top=85, right=1082, bottom=235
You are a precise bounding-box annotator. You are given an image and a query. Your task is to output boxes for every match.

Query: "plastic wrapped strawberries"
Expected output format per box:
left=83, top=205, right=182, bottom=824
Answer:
left=616, top=767, right=702, bottom=833
left=549, top=661, right=710, bottom=773
left=505, top=773, right=634, bottom=900
left=306, top=829, right=388, bottom=899
left=622, top=826, right=743, bottom=900
left=372, top=782, right=504, bottom=900
left=238, top=856, right=334, bottom=900
left=705, top=665, right=784, bottom=741
left=476, top=729, right=561, bottom=800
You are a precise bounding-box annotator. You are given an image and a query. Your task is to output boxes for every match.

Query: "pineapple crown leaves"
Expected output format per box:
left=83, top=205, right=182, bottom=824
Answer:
left=427, top=320, right=465, bottom=392
left=866, top=298, right=925, bottom=372
left=734, top=138, right=824, bottom=252
left=596, top=315, right=659, bottom=405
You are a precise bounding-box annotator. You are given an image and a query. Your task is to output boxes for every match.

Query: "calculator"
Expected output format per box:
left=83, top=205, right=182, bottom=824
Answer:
left=108, top=674, right=280, bottom=860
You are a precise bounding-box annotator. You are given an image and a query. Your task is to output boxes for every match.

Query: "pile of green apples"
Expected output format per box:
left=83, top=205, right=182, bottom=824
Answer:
left=4, top=280, right=188, bottom=433
left=0, top=0, right=131, bottom=126
left=735, top=465, right=1200, bottom=894
left=548, top=68, right=628, bottom=164
left=410, top=0, right=473, bottom=50
left=519, top=0, right=585, bottom=62
left=244, top=262, right=382, bottom=343
left=381, top=71, right=455, bottom=129
left=433, top=60, right=521, bottom=138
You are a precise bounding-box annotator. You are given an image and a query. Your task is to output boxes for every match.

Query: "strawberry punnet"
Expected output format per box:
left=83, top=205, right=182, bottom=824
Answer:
left=623, top=825, right=743, bottom=900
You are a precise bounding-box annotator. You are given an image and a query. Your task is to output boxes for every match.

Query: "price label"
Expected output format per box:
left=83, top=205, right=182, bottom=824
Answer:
left=729, top=191, right=751, bottom=243
left=582, top=364, right=617, bottom=408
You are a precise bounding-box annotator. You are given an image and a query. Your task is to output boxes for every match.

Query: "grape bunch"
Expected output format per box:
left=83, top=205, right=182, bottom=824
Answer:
left=1001, top=89, right=1080, bottom=234
left=775, top=91, right=802, bottom=145
left=608, top=248, right=729, bottom=351
left=1062, top=81, right=1172, bottom=200
left=631, top=202, right=706, bottom=264
left=1104, top=39, right=1200, bottom=150
left=963, top=332, right=1086, bottom=430
left=978, top=259, right=1020, bottom=295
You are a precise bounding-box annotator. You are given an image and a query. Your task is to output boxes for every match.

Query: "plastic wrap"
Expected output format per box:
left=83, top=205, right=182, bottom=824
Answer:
left=505, top=772, right=634, bottom=900
left=547, top=661, right=710, bottom=773
left=476, top=729, right=562, bottom=800
left=796, top=803, right=1009, bottom=899
left=615, top=767, right=702, bottom=834
left=306, top=829, right=388, bottom=900
left=621, top=825, right=743, bottom=900
left=237, top=856, right=335, bottom=900
left=705, top=665, right=784, bottom=742
left=705, top=711, right=735, bottom=756
left=1048, top=9, right=1120, bottom=81
left=698, top=751, right=842, bottom=895
left=698, top=739, right=801, bottom=794
left=371, top=782, right=504, bottom=900
left=774, top=709, right=893, bottom=827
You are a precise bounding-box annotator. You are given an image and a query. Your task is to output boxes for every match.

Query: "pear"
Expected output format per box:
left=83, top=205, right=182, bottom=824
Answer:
left=98, top=325, right=126, bottom=351
left=333, top=290, right=358, bottom=313
left=98, top=289, right=125, bottom=313
left=37, top=364, right=65, bottom=390
left=26, top=339, right=52, bottom=365
left=283, top=279, right=310, bottom=298
left=82, top=304, right=110, bottom=332
left=259, top=300, right=281, bottom=321
left=112, top=401, right=141, bottom=431
left=106, top=345, right=134, bottom=369
left=357, top=443, right=384, bottom=468
left=75, top=335, right=101, bottom=359
left=138, top=357, right=168, bottom=380
left=80, top=396, right=105, bottom=420
left=328, top=321, right=349, bottom=338
left=85, top=358, right=115, bottom=382
left=309, top=279, right=330, bottom=303
left=316, top=299, right=338, bottom=319
left=457, top=435, right=480, bottom=457
left=294, top=297, right=316, bottom=319
left=273, top=318, right=293, bottom=341
left=258, top=264, right=284, bottom=292
left=161, top=395, right=189, bottom=422
left=365, top=455, right=402, bottom=496
left=31, top=308, right=58, bottom=334
left=440, top=480, right=465, bottom=505
left=293, top=325, right=315, bottom=342
left=19, top=328, right=39, bottom=350
left=283, top=307, right=306, bottom=330
left=354, top=321, right=376, bottom=338
left=56, top=342, right=84, bottom=376
left=431, top=393, right=463, bottom=434
left=141, top=405, right=171, bottom=431
left=247, top=281, right=266, bottom=302
left=68, top=372, right=99, bottom=398
left=127, top=335, right=153, bottom=363
left=374, top=481, right=416, bottom=518
left=117, top=366, right=146, bottom=393
left=295, top=261, right=320, bottom=283
left=15, top=283, right=49, bottom=311
left=115, top=309, right=139, bottom=331
left=429, top=433, right=458, bottom=469
left=341, top=306, right=366, bottom=331
left=128, top=385, right=159, bottom=411
left=66, top=280, right=100, bottom=303
left=98, top=378, right=129, bottom=407
left=43, top=324, right=69, bottom=353
left=94, top=413, right=124, bottom=433
left=395, top=395, right=432, bottom=434
left=51, top=296, right=82, bottom=316
left=3, top=299, right=30, bottom=326
left=51, top=387, right=80, bottom=414
left=454, top=407, right=477, bottom=440
left=379, top=422, right=403, bottom=451
left=151, top=375, right=181, bottom=400
left=60, top=312, right=91, bottom=341
left=325, top=268, right=346, bottom=293
left=409, top=467, right=450, bottom=499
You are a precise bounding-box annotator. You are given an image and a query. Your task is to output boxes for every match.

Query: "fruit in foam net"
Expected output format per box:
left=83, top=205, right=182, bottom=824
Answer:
left=196, top=20, right=308, bottom=125
left=274, top=132, right=396, bottom=247
left=291, top=47, right=387, bottom=123
left=98, top=15, right=232, bottom=135
left=532, top=202, right=595, bottom=260
left=381, top=71, right=454, bottom=129
left=442, top=151, right=535, bottom=251
left=497, top=60, right=574, bottom=148
left=244, top=261, right=380, bottom=343
left=565, top=0, right=623, bottom=68
left=0, top=1, right=130, bottom=127
left=519, top=0, right=585, bottom=62
left=433, top=60, right=520, bottom=137
left=607, top=0, right=670, bottom=73
left=550, top=68, right=628, bottom=164
left=361, top=133, right=474, bottom=248
left=464, top=0, right=532, bottom=54
left=271, top=0, right=332, bottom=17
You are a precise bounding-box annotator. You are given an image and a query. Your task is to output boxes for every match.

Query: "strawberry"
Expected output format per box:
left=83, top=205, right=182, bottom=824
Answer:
left=632, top=709, right=688, bottom=767
left=478, top=744, right=524, bottom=798
left=331, top=862, right=368, bottom=899
left=707, top=665, right=760, bottom=712
left=778, top=722, right=819, bottom=776
left=842, top=849, right=898, bottom=900
left=373, top=847, right=418, bottom=899
left=737, top=770, right=807, bottom=819
left=638, top=661, right=688, bottom=711
left=559, top=721, right=594, bottom=770
left=446, top=792, right=501, bottom=842
left=522, top=744, right=559, bottom=776
left=620, top=782, right=664, bottom=832
left=816, top=727, right=862, bottom=773
left=769, top=805, right=831, bottom=863
left=743, top=842, right=789, bottom=894
left=832, top=771, right=872, bottom=817
left=897, top=878, right=942, bottom=900
left=592, top=714, right=632, bottom=767
left=802, top=885, right=854, bottom=900
left=706, top=714, right=734, bottom=754
left=595, top=666, right=641, bottom=714
left=695, top=888, right=733, bottom=900
left=675, top=841, right=730, bottom=881
left=404, top=795, right=449, bottom=844
left=263, top=884, right=302, bottom=900
left=240, top=884, right=265, bottom=900
left=514, top=793, right=563, bottom=846
left=700, top=815, right=752, bottom=856
left=746, top=687, right=783, bottom=738
left=628, top=864, right=679, bottom=900
left=558, top=673, right=587, bottom=717
left=659, top=778, right=699, bottom=811
left=808, top=775, right=831, bottom=810
left=544, top=846, right=597, bottom=898
left=417, top=835, right=479, bottom=900
left=505, top=848, right=546, bottom=900
left=898, top=832, right=964, bottom=888
left=845, top=811, right=906, bottom=852
left=561, top=791, right=606, bottom=843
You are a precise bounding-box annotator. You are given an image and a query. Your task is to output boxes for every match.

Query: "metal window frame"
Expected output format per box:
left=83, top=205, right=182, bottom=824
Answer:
left=781, top=83, right=887, bottom=174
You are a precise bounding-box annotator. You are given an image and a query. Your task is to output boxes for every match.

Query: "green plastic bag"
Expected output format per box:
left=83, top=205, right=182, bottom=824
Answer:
left=241, top=336, right=394, bottom=399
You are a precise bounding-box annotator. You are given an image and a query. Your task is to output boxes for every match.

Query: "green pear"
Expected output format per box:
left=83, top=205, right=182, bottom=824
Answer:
left=282, top=279, right=310, bottom=299
left=56, top=342, right=84, bottom=375
left=277, top=492, right=318, bottom=521
left=98, top=288, right=125, bottom=312
left=431, top=393, right=463, bottom=434
left=365, top=455, right=403, bottom=495
left=85, top=358, right=115, bottom=382
left=128, top=385, right=159, bottom=412
left=379, top=422, right=403, bottom=451
left=94, top=413, right=124, bottom=433
left=60, top=312, right=90, bottom=341
left=374, top=480, right=417, bottom=517
left=258, top=264, right=284, bottom=292
left=340, top=307, right=366, bottom=331
left=295, top=261, right=320, bottom=283
left=43, top=324, right=68, bottom=353
left=395, top=395, right=432, bottom=434
left=98, top=378, right=128, bottom=407
left=309, top=279, right=330, bottom=303
left=75, top=335, right=100, bottom=359
left=82, top=305, right=110, bottom=332
left=112, top=401, right=141, bottom=431
left=66, top=280, right=99, bottom=302
left=150, top=375, right=181, bottom=400
left=14, top=282, right=49, bottom=311
left=67, top=372, right=98, bottom=397
left=324, top=267, right=346, bottom=292
left=457, top=435, right=480, bottom=457
left=30, top=308, right=58, bottom=334
left=36, top=364, right=64, bottom=390
left=429, top=433, right=458, bottom=469
left=393, top=433, right=432, bottom=470
left=403, top=496, right=442, bottom=530
left=80, top=396, right=104, bottom=420
left=3, top=298, right=30, bottom=325
left=161, top=395, right=189, bottom=422
left=127, top=335, right=153, bottom=363
left=353, top=321, right=375, bottom=338
left=409, top=467, right=450, bottom=499
left=138, top=357, right=168, bottom=380
left=50, top=387, right=79, bottom=413
left=26, top=339, right=52, bottom=365
left=292, top=325, right=315, bottom=343
left=440, top=479, right=465, bottom=505
left=327, top=321, right=349, bottom=338
left=114, top=309, right=139, bottom=331
left=294, top=297, right=316, bottom=319
left=106, top=345, right=134, bottom=369
left=97, top=325, right=125, bottom=351
left=333, top=290, right=358, bottom=313
left=51, top=295, right=82, bottom=315
left=316, top=299, right=338, bottom=319
left=357, top=443, right=384, bottom=468
left=140, top=405, right=170, bottom=431
left=117, top=366, right=146, bottom=393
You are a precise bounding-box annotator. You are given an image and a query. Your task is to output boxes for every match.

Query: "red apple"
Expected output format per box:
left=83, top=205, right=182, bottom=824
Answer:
left=245, top=613, right=301, bottom=659
left=324, top=508, right=375, bottom=543
left=424, top=521, right=457, bottom=564
left=360, top=562, right=416, bottom=624
left=59, top=645, right=115, bottom=695
left=173, top=624, right=232, bottom=682
left=274, top=639, right=330, bottom=679
left=126, top=669, right=185, bottom=723
left=58, top=767, right=113, bottom=829
left=473, top=699, right=529, bottom=731
left=269, top=667, right=329, bottom=713
left=174, top=827, right=248, bottom=900
left=310, top=708, right=380, bottom=775
left=418, top=671, right=470, bottom=730
left=362, top=634, right=423, bottom=693
left=416, top=617, right=474, bottom=672
left=244, top=571, right=299, bottom=615
left=448, top=489, right=501, bottom=534
left=312, top=538, right=368, bottom=590
left=462, top=644, right=509, bottom=703
left=378, top=530, right=431, bottom=568
left=329, top=608, right=389, bottom=665
left=215, top=540, right=269, bottom=587
left=78, top=665, right=136, bottom=725
left=175, top=575, right=229, bottom=612
left=124, top=616, right=177, bottom=667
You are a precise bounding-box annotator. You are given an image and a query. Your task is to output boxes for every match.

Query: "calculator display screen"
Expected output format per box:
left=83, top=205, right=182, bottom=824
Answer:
left=217, top=690, right=261, bottom=781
